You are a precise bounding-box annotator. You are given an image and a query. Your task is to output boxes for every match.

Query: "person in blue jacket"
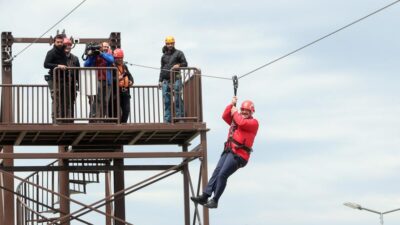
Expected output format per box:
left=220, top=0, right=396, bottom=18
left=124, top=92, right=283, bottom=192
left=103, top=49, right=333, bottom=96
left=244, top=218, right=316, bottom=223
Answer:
left=84, top=42, right=114, bottom=119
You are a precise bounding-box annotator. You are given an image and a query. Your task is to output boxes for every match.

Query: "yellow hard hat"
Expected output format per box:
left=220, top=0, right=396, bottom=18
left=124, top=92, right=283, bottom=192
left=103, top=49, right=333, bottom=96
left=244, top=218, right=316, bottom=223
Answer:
left=165, top=36, right=175, bottom=44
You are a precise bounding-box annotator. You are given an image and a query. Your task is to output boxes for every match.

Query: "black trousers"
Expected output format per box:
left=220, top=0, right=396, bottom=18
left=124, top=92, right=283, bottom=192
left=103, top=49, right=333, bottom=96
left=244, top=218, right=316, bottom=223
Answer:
left=203, top=151, right=246, bottom=202
left=120, top=92, right=131, bottom=123
left=108, top=89, right=131, bottom=123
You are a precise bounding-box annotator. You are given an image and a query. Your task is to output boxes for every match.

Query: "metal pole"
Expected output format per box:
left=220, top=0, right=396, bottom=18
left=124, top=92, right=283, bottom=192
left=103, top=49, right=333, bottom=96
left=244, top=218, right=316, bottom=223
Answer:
left=113, top=145, right=126, bottom=225
left=0, top=173, right=4, bottom=225
left=200, top=131, right=209, bottom=225
left=380, top=213, right=384, bottom=225
left=105, top=171, right=112, bottom=225
left=58, top=146, right=70, bottom=225
left=2, top=31, right=15, bottom=225
left=383, top=207, right=400, bottom=215
left=182, top=144, right=190, bottom=225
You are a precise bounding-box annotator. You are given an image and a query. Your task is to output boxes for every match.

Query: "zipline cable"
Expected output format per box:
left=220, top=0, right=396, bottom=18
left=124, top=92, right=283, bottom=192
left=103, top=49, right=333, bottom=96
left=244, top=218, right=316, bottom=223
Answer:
left=4, top=0, right=88, bottom=62
left=238, top=0, right=400, bottom=79
left=124, top=61, right=232, bottom=80
left=124, top=0, right=400, bottom=84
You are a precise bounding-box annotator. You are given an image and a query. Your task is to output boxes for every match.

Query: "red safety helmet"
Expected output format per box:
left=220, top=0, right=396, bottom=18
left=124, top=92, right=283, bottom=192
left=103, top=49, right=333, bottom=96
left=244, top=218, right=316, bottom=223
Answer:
left=63, top=38, right=72, bottom=46
left=241, top=100, right=255, bottom=113
left=113, top=48, right=124, bottom=58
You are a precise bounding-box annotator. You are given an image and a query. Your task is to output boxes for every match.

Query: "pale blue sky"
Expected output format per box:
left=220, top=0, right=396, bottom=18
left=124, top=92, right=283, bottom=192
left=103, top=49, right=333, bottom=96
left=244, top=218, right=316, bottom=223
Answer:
left=1, top=0, right=400, bottom=224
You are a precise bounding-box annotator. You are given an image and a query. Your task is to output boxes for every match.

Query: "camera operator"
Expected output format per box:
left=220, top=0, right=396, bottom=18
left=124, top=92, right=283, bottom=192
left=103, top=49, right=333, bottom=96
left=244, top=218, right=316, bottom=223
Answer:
left=84, top=42, right=114, bottom=119
left=43, top=34, right=68, bottom=122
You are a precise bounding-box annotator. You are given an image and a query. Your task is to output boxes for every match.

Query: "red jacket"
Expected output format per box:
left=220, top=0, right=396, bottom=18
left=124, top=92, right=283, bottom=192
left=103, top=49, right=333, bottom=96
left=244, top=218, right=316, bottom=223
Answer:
left=222, top=104, right=259, bottom=161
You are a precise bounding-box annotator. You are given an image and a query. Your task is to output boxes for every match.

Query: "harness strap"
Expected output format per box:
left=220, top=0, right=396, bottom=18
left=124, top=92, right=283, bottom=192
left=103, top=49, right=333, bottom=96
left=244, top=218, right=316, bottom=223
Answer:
left=227, top=137, right=253, bottom=153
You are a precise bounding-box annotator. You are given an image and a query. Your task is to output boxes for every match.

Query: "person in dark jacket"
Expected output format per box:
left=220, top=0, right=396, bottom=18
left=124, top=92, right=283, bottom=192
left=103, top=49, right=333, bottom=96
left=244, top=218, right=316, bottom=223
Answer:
left=109, top=48, right=134, bottom=123
left=63, top=37, right=80, bottom=120
left=191, top=96, right=259, bottom=209
left=43, top=34, right=68, bottom=121
left=84, top=42, right=114, bottom=119
left=158, top=36, right=187, bottom=123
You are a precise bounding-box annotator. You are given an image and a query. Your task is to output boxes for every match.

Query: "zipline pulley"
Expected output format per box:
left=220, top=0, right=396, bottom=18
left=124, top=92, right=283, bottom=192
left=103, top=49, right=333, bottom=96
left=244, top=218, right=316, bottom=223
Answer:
left=232, top=75, right=238, bottom=106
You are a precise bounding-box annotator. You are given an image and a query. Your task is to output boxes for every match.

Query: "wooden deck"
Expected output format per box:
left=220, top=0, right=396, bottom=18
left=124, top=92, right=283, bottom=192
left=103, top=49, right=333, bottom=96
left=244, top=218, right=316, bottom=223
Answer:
left=0, top=122, right=207, bottom=146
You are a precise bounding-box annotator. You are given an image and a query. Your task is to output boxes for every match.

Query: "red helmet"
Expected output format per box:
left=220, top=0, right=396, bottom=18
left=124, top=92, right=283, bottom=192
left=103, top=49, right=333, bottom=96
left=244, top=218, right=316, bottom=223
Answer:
left=63, top=38, right=72, bottom=46
left=241, top=100, right=255, bottom=113
left=113, top=48, right=124, bottom=58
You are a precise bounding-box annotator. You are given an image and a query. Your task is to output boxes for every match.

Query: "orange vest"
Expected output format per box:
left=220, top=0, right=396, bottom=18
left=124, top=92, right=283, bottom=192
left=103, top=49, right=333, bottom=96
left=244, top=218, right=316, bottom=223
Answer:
left=117, top=65, right=129, bottom=88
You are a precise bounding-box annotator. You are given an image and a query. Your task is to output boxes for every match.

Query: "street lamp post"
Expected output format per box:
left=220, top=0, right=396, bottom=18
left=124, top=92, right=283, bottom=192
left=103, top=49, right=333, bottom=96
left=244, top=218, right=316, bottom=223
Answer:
left=344, top=202, right=400, bottom=225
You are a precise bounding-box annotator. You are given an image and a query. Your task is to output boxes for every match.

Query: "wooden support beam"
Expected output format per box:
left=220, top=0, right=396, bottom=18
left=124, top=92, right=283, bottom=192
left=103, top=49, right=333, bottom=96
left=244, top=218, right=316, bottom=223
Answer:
left=1, top=165, right=178, bottom=172
left=0, top=133, right=5, bottom=142
left=128, top=131, right=145, bottom=145
left=72, top=132, right=87, bottom=146
left=184, top=132, right=200, bottom=145
left=145, top=131, right=158, bottom=143
left=32, top=131, right=41, bottom=143
left=113, top=131, right=125, bottom=143
left=14, top=131, right=27, bottom=145
left=12, top=37, right=109, bottom=44
left=0, top=151, right=202, bottom=159
left=169, top=131, right=182, bottom=143
left=89, top=131, right=99, bottom=143
left=57, top=132, right=66, bottom=143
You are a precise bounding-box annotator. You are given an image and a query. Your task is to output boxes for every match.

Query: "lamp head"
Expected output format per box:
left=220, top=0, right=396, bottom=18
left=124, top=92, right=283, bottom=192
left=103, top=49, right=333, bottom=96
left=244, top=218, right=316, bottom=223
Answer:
left=344, top=202, right=362, bottom=210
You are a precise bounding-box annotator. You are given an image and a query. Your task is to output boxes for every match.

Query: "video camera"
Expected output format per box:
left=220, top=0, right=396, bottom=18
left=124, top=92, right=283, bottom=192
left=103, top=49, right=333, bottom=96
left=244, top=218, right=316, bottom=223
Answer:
left=82, top=42, right=101, bottom=60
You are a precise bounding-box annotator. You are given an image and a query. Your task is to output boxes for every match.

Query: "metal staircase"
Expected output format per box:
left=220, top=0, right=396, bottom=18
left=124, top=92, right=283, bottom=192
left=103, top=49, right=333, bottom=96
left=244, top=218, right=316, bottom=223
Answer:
left=68, top=159, right=107, bottom=195
left=15, top=146, right=112, bottom=224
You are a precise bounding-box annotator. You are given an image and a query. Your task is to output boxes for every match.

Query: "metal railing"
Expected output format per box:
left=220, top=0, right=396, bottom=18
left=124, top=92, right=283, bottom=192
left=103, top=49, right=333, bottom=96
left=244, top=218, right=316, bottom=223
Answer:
left=178, top=68, right=203, bottom=122
left=0, top=67, right=203, bottom=124
left=16, top=160, right=60, bottom=225
left=0, top=84, right=52, bottom=124
left=129, top=85, right=163, bottom=123
left=162, top=67, right=203, bottom=123
left=53, top=67, right=120, bottom=123
left=15, top=159, right=103, bottom=225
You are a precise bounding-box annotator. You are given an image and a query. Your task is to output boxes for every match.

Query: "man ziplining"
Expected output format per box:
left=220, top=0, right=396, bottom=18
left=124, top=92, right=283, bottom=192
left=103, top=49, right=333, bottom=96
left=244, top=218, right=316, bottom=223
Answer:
left=191, top=96, right=259, bottom=208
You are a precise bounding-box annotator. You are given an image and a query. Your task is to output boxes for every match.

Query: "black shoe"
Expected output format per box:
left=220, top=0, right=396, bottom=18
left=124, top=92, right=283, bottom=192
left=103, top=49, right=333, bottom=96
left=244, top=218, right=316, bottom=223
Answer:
left=204, top=199, right=218, bottom=209
left=191, top=195, right=208, bottom=205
